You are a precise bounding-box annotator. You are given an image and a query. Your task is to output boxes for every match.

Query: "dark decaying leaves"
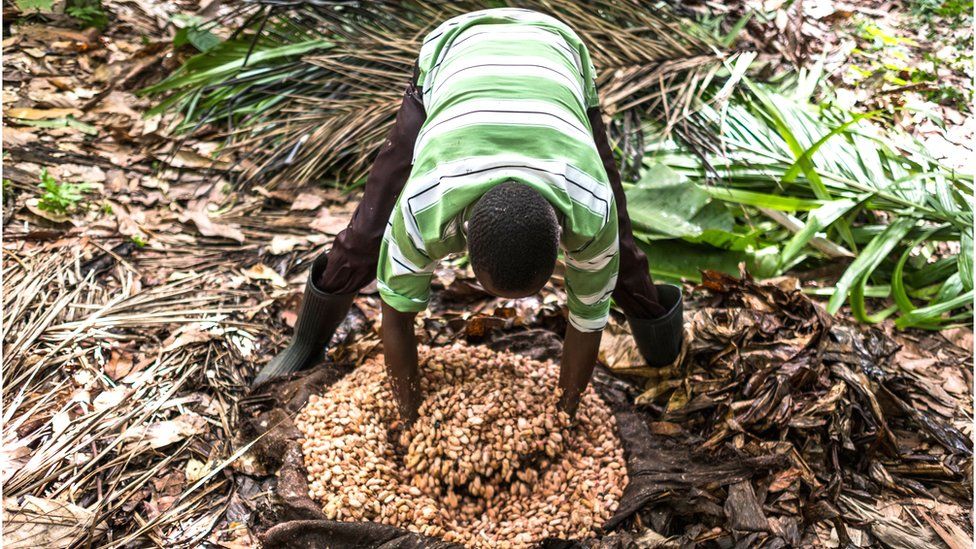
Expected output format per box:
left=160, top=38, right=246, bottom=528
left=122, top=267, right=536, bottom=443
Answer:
left=615, top=269, right=972, bottom=546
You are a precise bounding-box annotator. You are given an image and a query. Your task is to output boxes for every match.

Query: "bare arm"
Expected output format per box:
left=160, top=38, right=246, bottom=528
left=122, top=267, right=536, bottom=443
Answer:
left=557, top=324, right=603, bottom=416
left=381, top=301, right=422, bottom=424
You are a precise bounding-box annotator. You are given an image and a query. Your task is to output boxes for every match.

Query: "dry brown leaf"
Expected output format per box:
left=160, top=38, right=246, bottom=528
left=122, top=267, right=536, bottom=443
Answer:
left=291, top=192, right=325, bottom=211
left=648, top=421, right=684, bottom=436
left=243, top=263, right=288, bottom=288
left=185, top=459, right=208, bottom=483
left=156, top=150, right=233, bottom=170
left=268, top=235, right=301, bottom=255
left=310, top=209, right=349, bottom=235
left=104, top=351, right=134, bottom=381
left=3, top=125, right=37, bottom=147
left=940, top=327, right=973, bottom=353
left=6, top=107, right=82, bottom=120
left=112, top=202, right=145, bottom=238
left=24, top=198, right=74, bottom=224
left=1, top=443, right=32, bottom=485
left=281, top=309, right=299, bottom=328
left=600, top=320, right=647, bottom=374
left=768, top=467, right=804, bottom=492
left=3, top=496, right=106, bottom=549
left=187, top=209, right=245, bottom=243
left=161, top=327, right=216, bottom=353
left=93, top=386, right=130, bottom=411
left=124, top=413, right=207, bottom=449
left=26, top=78, right=77, bottom=108
left=90, top=90, right=142, bottom=119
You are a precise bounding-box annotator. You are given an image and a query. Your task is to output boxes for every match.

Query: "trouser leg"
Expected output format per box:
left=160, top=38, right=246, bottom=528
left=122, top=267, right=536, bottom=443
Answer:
left=253, top=80, right=426, bottom=385
left=318, top=80, right=427, bottom=294
left=587, top=108, right=684, bottom=367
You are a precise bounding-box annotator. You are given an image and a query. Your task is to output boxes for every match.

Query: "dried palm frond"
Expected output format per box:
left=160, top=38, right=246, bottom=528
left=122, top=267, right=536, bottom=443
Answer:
left=145, top=0, right=747, bottom=188
left=1, top=241, right=261, bottom=547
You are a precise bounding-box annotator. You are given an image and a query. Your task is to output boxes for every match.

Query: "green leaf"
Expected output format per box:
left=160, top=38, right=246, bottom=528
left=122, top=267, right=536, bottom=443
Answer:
left=13, top=116, right=98, bottom=135
left=934, top=272, right=964, bottom=302
left=827, top=218, right=915, bottom=315
left=635, top=238, right=745, bottom=283
left=905, top=256, right=958, bottom=287
left=719, top=11, right=754, bottom=47
left=891, top=241, right=919, bottom=314
left=15, top=0, right=55, bottom=12
left=743, top=78, right=832, bottom=200
left=850, top=277, right=898, bottom=323
left=780, top=198, right=859, bottom=268
left=959, top=231, right=973, bottom=291
left=626, top=163, right=733, bottom=239
left=686, top=225, right=762, bottom=251
left=702, top=187, right=829, bottom=211
left=188, top=29, right=221, bottom=52
left=174, top=21, right=221, bottom=53
left=781, top=112, right=878, bottom=182
left=142, top=39, right=333, bottom=97
left=895, top=290, right=974, bottom=329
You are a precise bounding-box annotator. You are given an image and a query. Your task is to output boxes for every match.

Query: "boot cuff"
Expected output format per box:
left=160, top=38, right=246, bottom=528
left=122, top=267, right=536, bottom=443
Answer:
left=627, top=284, right=683, bottom=368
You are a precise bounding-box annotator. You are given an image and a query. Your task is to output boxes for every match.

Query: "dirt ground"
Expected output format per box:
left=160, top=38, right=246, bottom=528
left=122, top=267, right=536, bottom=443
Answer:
left=2, top=1, right=973, bottom=547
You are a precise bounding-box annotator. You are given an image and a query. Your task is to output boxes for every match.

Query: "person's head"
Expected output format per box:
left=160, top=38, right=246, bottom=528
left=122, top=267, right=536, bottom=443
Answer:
left=467, top=181, right=560, bottom=298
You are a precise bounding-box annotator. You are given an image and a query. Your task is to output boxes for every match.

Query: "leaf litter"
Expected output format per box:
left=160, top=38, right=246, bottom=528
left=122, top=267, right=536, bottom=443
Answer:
left=1, top=1, right=972, bottom=548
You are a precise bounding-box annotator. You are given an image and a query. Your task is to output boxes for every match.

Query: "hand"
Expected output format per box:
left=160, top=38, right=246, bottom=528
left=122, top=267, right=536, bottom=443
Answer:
left=557, top=324, right=603, bottom=417
left=381, top=301, right=422, bottom=425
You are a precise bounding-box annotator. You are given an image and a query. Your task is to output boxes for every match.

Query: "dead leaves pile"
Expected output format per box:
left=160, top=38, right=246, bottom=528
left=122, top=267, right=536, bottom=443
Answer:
left=604, top=270, right=972, bottom=547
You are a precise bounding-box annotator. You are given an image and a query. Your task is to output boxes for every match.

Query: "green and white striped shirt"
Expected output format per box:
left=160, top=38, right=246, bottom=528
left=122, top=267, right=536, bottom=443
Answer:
left=377, top=8, right=619, bottom=332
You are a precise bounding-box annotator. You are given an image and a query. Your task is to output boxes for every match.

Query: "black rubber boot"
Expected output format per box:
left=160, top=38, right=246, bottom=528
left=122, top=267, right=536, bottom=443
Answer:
left=252, top=254, right=355, bottom=386
left=627, top=284, right=684, bottom=368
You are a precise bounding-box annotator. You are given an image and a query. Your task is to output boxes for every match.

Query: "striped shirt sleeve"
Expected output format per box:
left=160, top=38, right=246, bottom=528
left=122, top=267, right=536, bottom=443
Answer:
left=377, top=202, right=437, bottom=313
left=564, top=202, right=620, bottom=332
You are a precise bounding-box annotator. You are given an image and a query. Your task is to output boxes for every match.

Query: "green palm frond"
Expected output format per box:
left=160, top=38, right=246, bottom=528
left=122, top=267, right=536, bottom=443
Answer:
left=145, top=0, right=743, bottom=188
left=637, top=75, right=974, bottom=329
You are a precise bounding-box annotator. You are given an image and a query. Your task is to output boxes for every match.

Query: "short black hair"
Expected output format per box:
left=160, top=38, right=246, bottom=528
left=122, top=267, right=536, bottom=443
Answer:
left=467, top=182, right=559, bottom=295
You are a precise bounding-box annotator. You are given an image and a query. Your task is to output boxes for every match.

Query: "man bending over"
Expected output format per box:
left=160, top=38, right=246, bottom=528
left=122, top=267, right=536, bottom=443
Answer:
left=254, top=8, right=684, bottom=422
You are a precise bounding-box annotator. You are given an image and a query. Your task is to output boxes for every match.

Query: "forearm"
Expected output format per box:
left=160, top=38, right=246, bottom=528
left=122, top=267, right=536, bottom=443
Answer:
left=558, top=324, right=603, bottom=417
left=381, top=301, right=421, bottom=423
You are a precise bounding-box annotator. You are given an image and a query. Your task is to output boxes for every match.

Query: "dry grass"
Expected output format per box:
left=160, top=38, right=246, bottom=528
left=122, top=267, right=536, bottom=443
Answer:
left=2, top=237, right=270, bottom=547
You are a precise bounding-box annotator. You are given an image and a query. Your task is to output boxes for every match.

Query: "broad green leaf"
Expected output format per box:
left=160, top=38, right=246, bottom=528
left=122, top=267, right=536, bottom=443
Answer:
left=635, top=238, right=745, bottom=283
left=15, top=0, right=54, bottom=12
left=686, top=225, right=762, bottom=251
left=175, top=26, right=222, bottom=52
left=626, top=164, right=732, bottom=239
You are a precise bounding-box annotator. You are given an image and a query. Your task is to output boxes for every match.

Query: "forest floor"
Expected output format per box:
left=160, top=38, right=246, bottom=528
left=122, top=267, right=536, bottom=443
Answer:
left=1, top=1, right=972, bottom=547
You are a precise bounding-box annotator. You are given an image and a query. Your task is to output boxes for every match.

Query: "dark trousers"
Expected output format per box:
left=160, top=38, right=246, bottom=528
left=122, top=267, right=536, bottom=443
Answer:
left=318, top=81, right=665, bottom=320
